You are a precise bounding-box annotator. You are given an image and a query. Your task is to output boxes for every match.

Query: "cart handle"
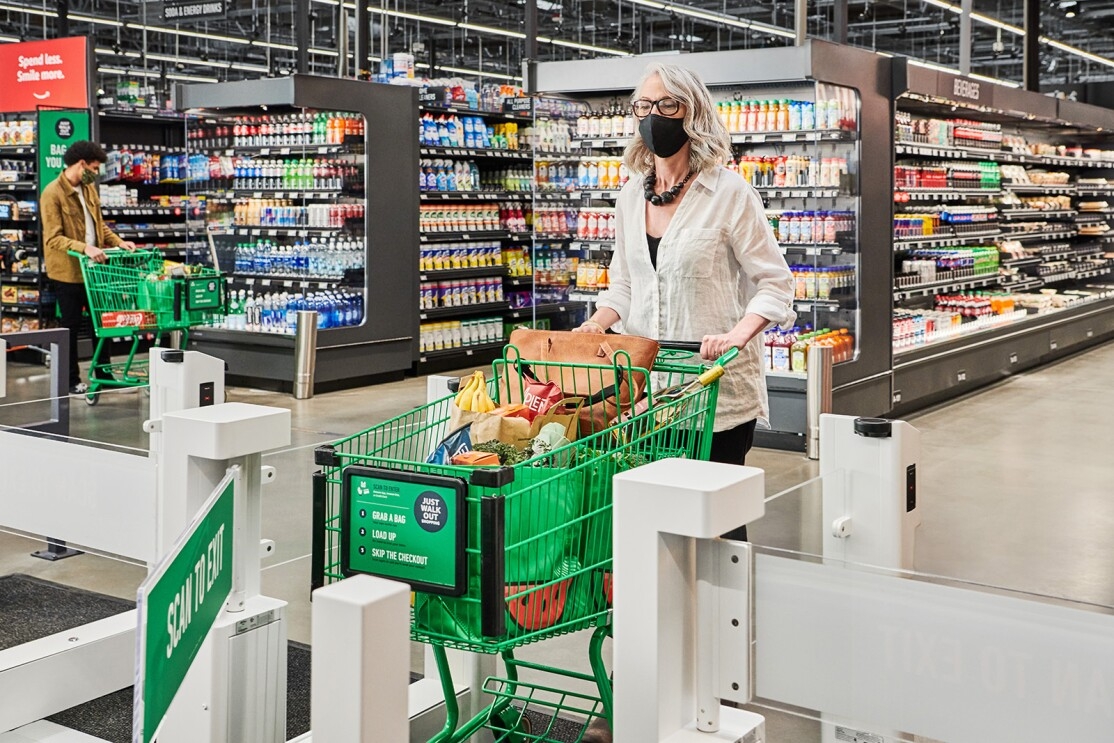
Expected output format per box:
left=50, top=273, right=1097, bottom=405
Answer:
left=66, top=247, right=130, bottom=259
left=658, top=340, right=739, bottom=369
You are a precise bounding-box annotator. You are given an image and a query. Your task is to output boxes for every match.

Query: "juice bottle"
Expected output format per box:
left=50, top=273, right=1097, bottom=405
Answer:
left=772, top=329, right=792, bottom=372
left=746, top=101, right=758, bottom=132
left=790, top=332, right=811, bottom=373
left=757, top=101, right=769, bottom=132
left=777, top=100, right=790, bottom=131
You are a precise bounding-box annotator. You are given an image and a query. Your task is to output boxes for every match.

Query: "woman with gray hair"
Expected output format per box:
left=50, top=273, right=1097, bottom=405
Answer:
left=576, top=62, right=795, bottom=519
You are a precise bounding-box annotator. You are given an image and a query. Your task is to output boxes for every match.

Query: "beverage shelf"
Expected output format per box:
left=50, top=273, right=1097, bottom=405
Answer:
left=420, top=231, right=529, bottom=243
left=419, top=104, right=532, bottom=123
left=568, top=290, right=603, bottom=303
left=730, top=129, right=857, bottom=144
left=998, top=277, right=1045, bottom=292
left=420, top=146, right=532, bottom=160
left=782, top=242, right=845, bottom=256
left=0, top=182, right=36, bottom=192
left=224, top=226, right=349, bottom=237
left=757, top=186, right=842, bottom=199
left=201, top=189, right=360, bottom=201
left=420, top=266, right=507, bottom=281
left=0, top=146, right=35, bottom=156
left=571, top=137, right=632, bottom=149
left=894, top=188, right=1000, bottom=202
left=893, top=231, right=1002, bottom=251
left=893, top=273, right=1001, bottom=300
left=230, top=275, right=341, bottom=289
left=567, top=240, right=614, bottom=251
left=420, top=192, right=530, bottom=202
left=420, top=302, right=510, bottom=320
left=210, top=144, right=355, bottom=156
left=793, top=298, right=845, bottom=313
left=1000, top=256, right=1042, bottom=269
left=113, top=228, right=192, bottom=238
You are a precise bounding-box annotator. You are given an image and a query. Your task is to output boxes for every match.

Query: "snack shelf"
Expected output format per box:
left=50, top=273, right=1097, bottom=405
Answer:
left=1002, top=184, right=1077, bottom=195
left=998, top=208, right=1078, bottom=221
left=895, top=142, right=1113, bottom=168
left=420, top=266, right=508, bottom=281
left=0, top=182, right=36, bottom=192
left=420, top=231, right=530, bottom=243
left=505, top=301, right=581, bottom=319
left=998, top=277, right=1045, bottom=292
left=894, top=188, right=1000, bottom=202
left=1000, top=256, right=1042, bottom=269
left=0, top=304, right=45, bottom=316
left=418, top=341, right=505, bottom=363
left=0, top=273, right=43, bottom=285
left=1004, top=229, right=1078, bottom=242
left=420, top=302, right=510, bottom=321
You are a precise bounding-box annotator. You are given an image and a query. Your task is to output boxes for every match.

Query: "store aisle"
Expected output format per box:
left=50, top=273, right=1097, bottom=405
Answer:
left=1, top=341, right=1113, bottom=741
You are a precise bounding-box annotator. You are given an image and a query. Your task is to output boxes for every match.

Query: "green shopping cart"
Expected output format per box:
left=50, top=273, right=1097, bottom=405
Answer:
left=68, top=248, right=225, bottom=403
left=312, top=341, right=735, bottom=742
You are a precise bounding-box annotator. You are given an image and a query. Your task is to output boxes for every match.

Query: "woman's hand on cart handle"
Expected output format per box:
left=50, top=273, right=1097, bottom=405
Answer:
left=118, top=240, right=138, bottom=251
left=700, top=331, right=746, bottom=361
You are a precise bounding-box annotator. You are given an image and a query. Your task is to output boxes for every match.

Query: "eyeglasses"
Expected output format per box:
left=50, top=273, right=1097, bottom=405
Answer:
left=631, top=97, right=682, bottom=118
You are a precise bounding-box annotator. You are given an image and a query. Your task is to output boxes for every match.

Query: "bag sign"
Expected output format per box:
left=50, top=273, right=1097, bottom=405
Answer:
left=186, top=276, right=222, bottom=311
left=341, top=466, right=467, bottom=596
left=37, top=108, right=91, bottom=196
left=134, top=471, right=236, bottom=743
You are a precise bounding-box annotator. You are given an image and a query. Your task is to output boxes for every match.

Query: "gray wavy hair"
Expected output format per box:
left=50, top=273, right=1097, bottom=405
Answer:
left=623, top=62, right=733, bottom=177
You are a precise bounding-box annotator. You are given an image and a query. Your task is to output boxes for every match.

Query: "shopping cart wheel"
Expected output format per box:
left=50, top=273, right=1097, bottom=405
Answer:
left=85, top=390, right=99, bottom=406
left=490, top=707, right=531, bottom=742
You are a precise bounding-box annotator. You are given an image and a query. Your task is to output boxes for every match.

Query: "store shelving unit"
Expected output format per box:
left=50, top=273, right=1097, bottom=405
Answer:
left=537, top=41, right=894, bottom=450
left=890, top=64, right=1114, bottom=414
left=177, top=75, right=418, bottom=390
left=0, top=116, right=48, bottom=335
left=414, top=96, right=564, bottom=369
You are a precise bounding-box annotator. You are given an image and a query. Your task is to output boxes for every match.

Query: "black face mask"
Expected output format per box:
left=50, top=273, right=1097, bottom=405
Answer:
left=638, top=113, right=689, bottom=158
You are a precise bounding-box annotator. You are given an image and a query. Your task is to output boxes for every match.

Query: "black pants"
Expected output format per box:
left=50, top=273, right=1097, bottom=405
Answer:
left=53, top=280, right=109, bottom=386
left=710, top=419, right=758, bottom=541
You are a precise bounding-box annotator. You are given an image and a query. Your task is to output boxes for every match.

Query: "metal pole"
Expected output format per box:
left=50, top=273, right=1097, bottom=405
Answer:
left=806, top=344, right=833, bottom=460
left=832, top=0, right=848, bottom=44
left=357, top=0, right=370, bottom=77
left=795, top=0, right=807, bottom=45
left=959, top=0, right=973, bottom=74
left=1023, top=0, right=1041, bottom=91
left=524, top=0, right=538, bottom=93
left=338, top=4, right=348, bottom=77
left=295, top=0, right=309, bottom=74
left=56, top=0, right=69, bottom=37
left=293, top=310, right=318, bottom=399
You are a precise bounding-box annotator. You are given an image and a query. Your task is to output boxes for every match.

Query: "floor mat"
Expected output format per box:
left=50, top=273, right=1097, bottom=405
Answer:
left=1, top=574, right=589, bottom=742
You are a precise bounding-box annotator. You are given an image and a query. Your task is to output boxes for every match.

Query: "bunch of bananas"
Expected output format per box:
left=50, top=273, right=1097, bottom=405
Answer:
left=455, top=370, right=496, bottom=412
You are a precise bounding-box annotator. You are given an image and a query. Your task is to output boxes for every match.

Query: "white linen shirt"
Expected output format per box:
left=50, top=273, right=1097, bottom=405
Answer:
left=596, top=165, right=795, bottom=431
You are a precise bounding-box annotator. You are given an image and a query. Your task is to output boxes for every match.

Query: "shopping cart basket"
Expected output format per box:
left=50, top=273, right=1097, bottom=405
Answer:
left=68, top=248, right=225, bottom=402
left=312, top=341, right=735, bottom=742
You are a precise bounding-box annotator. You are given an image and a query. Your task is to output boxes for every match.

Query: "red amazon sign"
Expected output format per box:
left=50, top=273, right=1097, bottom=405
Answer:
left=0, top=36, right=90, bottom=113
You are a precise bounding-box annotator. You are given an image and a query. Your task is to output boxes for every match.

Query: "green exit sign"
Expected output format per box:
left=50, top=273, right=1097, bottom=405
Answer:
left=341, top=466, right=467, bottom=596
left=135, top=471, right=235, bottom=742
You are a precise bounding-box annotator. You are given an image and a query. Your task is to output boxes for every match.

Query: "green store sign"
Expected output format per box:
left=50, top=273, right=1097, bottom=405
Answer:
left=37, top=108, right=91, bottom=196
left=341, top=466, right=467, bottom=595
left=135, top=471, right=236, bottom=743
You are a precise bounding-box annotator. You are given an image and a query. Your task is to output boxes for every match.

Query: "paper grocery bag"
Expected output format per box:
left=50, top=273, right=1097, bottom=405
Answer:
left=529, top=397, right=585, bottom=443
left=470, top=412, right=532, bottom=449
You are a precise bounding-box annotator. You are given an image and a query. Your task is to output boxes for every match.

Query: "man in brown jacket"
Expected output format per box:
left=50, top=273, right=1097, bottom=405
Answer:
left=41, top=141, right=136, bottom=393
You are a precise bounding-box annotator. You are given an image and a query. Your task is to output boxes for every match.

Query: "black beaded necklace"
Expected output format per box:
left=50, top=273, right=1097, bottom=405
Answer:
left=644, top=169, right=695, bottom=206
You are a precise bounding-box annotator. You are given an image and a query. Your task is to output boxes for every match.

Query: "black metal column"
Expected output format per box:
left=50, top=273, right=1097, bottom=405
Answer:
left=832, top=0, right=848, bottom=44
left=295, top=0, right=309, bottom=74
left=356, top=0, right=370, bottom=78
left=524, top=0, right=538, bottom=93
left=56, top=0, right=69, bottom=37
left=1023, top=0, right=1040, bottom=91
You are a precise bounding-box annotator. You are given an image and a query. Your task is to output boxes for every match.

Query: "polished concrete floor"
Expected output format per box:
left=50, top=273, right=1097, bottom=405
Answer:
left=2, top=341, right=1114, bottom=741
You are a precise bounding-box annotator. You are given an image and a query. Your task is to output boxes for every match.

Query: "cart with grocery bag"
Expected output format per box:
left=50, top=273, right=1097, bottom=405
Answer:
left=67, top=248, right=225, bottom=402
left=312, top=328, right=737, bottom=742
